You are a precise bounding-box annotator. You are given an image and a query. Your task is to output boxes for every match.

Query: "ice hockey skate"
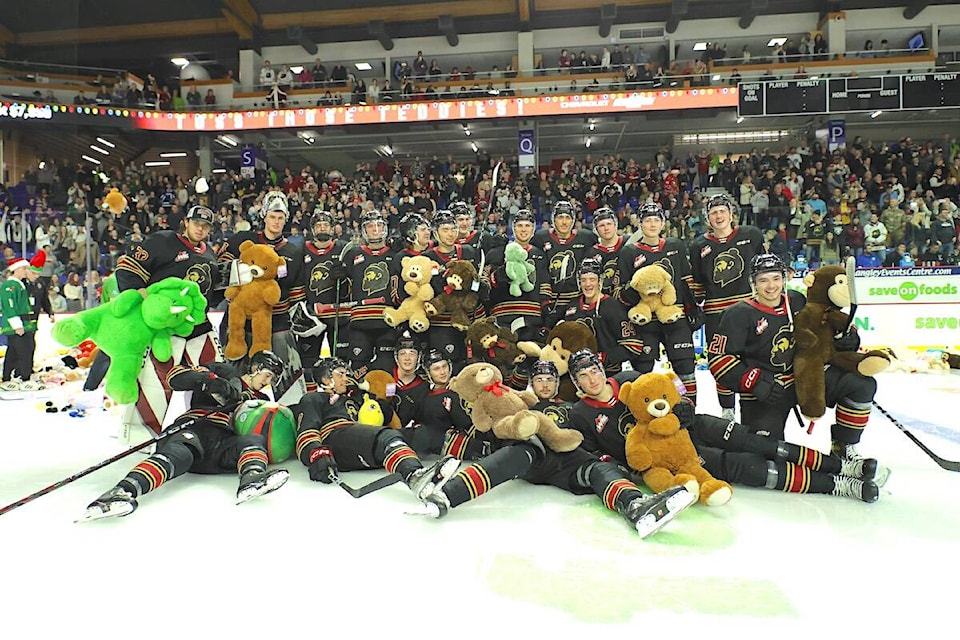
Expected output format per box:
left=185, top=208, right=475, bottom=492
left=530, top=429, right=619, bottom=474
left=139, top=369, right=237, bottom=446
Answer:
left=76, top=486, right=139, bottom=523
left=406, top=455, right=459, bottom=500
left=621, top=485, right=697, bottom=538
left=236, top=469, right=290, bottom=504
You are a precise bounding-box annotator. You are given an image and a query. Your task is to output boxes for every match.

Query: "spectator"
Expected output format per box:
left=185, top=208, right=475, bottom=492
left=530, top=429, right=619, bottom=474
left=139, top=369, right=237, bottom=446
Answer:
left=48, top=282, right=68, bottom=313
left=63, top=272, right=84, bottom=312
left=841, top=214, right=866, bottom=258
left=259, top=60, right=276, bottom=88
left=73, top=90, right=89, bottom=105
left=860, top=40, right=876, bottom=58
left=186, top=86, right=202, bottom=108
left=413, top=51, right=428, bottom=79
left=880, top=195, right=906, bottom=247
left=277, top=65, right=295, bottom=91
left=812, top=33, right=828, bottom=60
left=863, top=212, right=889, bottom=262
left=204, top=89, right=217, bottom=107
left=429, top=59, right=442, bottom=80
left=330, top=63, right=348, bottom=86
left=311, top=58, right=328, bottom=87
left=367, top=79, right=381, bottom=103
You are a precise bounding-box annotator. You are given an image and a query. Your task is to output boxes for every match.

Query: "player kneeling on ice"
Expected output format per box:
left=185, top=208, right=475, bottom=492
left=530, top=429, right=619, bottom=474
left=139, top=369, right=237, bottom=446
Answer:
left=79, top=351, right=291, bottom=522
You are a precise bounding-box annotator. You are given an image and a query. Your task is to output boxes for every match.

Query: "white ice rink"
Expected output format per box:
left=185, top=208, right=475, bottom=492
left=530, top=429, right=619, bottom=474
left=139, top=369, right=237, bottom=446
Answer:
left=1, top=368, right=958, bottom=637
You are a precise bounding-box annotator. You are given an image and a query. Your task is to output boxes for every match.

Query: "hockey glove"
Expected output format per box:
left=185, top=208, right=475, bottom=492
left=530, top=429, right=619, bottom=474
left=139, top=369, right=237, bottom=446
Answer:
left=671, top=397, right=696, bottom=430
left=742, top=367, right=786, bottom=402
left=203, top=376, right=241, bottom=404
left=215, top=259, right=254, bottom=290
left=289, top=301, right=326, bottom=338
left=308, top=447, right=338, bottom=483
left=833, top=326, right=861, bottom=352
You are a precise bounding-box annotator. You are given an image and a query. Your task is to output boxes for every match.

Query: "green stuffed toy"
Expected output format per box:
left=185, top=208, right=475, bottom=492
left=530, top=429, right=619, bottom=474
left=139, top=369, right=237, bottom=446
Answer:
left=52, top=277, right=207, bottom=405
left=504, top=242, right=535, bottom=297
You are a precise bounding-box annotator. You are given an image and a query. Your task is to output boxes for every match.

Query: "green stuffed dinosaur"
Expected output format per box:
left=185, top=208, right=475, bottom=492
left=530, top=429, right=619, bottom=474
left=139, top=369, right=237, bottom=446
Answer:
left=504, top=241, right=536, bottom=297
left=52, top=277, right=207, bottom=405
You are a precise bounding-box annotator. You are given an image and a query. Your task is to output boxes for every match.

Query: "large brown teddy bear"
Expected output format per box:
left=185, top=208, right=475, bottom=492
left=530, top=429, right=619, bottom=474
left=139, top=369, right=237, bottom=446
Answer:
left=518, top=321, right=598, bottom=402
left=793, top=265, right=890, bottom=420
left=465, top=318, right=524, bottom=380
left=626, top=264, right=684, bottom=326
left=424, top=259, right=480, bottom=331
left=383, top=255, right=439, bottom=333
left=620, top=372, right=733, bottom=506
left=449, top=362, right=583, bottom=452
left=224, top=240, right=283, bottom=360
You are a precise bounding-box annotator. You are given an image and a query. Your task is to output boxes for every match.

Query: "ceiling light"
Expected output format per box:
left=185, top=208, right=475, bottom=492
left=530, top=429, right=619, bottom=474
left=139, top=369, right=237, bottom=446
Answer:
left=96, top=137, right=116, bottom=148
left=144, top=161, right=171, bottom=167
left=383, top=144, right=393, bottom=156
left=470, top=141, right=479, bottom=153
left=585, top=137, right=592, bottom=148
left=693, top=42, right=708, bottom=51
left=463, top=124, right=471, bottom=136
left=589, top=121, right=596, bottom=131
left=216, top=134, right=239, bottom=147
left=38, top=161, right=46, bottom=169
left=212, top=168, right=227, bottom=174
left=290, top=66, right=304, bottom=74
left=89, top=144, right=110, bottom=155
left=171, top=57, right=190, bottom=68
left=767, top=38, right=787, bottom=47
left=355, top=62, right=373, bottom=71
left=81, top=154, right=101, bottom=165
left=160, top=152, right=188, bottom=158
left=736, top=116, right=745, bottom=124
left=870, top=110, right=882, bottom=118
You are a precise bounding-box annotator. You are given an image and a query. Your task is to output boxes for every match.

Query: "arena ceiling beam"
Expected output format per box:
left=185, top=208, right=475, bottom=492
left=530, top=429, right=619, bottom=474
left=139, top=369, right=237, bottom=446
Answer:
left=0, top=22, right=14, bottom=56
left=15, top=18, right=234, bottom=47
left=260, top=0, right=516, bottom=31
left=903, top=1, right=932, bottom=20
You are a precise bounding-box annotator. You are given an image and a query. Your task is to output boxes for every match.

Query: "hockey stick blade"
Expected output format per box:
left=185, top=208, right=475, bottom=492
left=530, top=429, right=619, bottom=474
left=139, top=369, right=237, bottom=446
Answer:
left=873, top=401, right=960, bottom=472
left=333, top=472, right=404, bottom=498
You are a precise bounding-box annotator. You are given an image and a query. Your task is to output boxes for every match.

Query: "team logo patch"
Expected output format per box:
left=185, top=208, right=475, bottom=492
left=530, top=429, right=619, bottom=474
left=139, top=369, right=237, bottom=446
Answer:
left=769, top=325, right=793, bottom=371
left=444, top=344, right=455, bottom=354
left=442, top=397, right=452, bottom=412
left=354, top=254, right=365, bottom=265
left=360, top=262, right=389, bottom=294
left=634, top=255, right=647, bottom=268
left=756, top=318, right=768, bottom=335
left=595, top=414, right=608, bottom=433
left=134, top=247, right=149, bottom=261
left=174, top=250, right=189, bottom=262
left=700, top=245, right=712, bottom=258
left=353, top=347, right=362, bottom=356
left=712, top=248, right=745, bottom=288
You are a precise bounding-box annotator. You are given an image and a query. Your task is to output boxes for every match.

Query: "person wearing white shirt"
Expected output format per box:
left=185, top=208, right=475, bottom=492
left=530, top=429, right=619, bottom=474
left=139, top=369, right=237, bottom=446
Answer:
left=259, top=61, right=276, bottom=88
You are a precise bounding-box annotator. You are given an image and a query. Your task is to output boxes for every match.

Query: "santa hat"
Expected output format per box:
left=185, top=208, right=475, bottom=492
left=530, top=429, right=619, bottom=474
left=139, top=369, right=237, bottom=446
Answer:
left=6, top=257, right=29, bottom=272
left=29, top=252, right=46, bottom=272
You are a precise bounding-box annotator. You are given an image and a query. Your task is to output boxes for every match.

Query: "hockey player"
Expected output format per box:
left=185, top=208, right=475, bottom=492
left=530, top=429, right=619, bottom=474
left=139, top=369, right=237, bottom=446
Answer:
left=688, top=194, right=764, bottom=420
left=115, top=204, right=233, bottom=441
left=412, top=348, right=476, bottom=457
left=562, top=257, right=643, bottom=374
left=385, top=212, right=433, bottom=335
left=417, top=355, right=697, bottom=538
left=452, top=200, right=503, bottom=255
left=390, top=331, right=429, bottom=429
left=341, top=210, right=397, bottom=375
left=584, top=207, right=625, bottom=295
left=707, top=253, right=889, bottom=486
left=532, top=200, right=598, bottom=328
left=290, top=210, right=350, bottom=379
left=78, top=351, right=290, bottom=521
left=219, top=191, right=307, bottom=405
left=291, top=357, right=460, bottom=501
left=616, top=203, right=699, bottom=403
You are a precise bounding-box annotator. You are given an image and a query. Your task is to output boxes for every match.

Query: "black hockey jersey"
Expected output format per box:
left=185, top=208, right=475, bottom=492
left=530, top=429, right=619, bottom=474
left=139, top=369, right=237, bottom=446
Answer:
left=688, top=226, right=764, bottom=319
left=531, top=228, right=599, bottom=322
left=485, top=241, right=545, bottom=338
left=562, top=295, right=645, bottom=368
left=391, top=367, right=429, bottom=428
left=342, top=244, right=396, bottom=330
left=585, top=236, right=627, bottom=295
left=303, top=239, right=350, bottom=323
left=707, top=290, right=806, bottom=398
left=569, top=371, right=641, bottom=467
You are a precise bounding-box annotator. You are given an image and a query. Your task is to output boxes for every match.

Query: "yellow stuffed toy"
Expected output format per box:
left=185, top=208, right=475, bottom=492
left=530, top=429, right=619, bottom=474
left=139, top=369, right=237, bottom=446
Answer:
left=619, top=372, right=732, bottom=506
left=104, top=188, right=127, bottom=215
left=626, top=264, right=684, bottom=326
left=383, top=255, right=439, bottom=333
left=223, top=241, right=284, bottom=360
left=358, top=393, right=386, bottom=426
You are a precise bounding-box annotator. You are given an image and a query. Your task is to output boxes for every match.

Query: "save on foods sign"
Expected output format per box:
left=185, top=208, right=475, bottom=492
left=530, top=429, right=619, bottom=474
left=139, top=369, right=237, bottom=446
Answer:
left=855, top=266, right=960, bottom=303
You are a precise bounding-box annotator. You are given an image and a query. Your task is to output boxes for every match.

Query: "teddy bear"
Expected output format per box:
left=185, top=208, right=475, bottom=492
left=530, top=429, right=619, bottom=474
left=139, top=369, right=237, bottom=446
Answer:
left=424, top=259, right=480, bottom=331
left=503, top=242, right=536, bottom=297
left=52, top=277, right=207, bottom=405
left=518, top=321, right=598, bottom=402
left=449, top=362, right=583, bottom=452
left=224, top=240, right=284, bottom=360
left=465, top=318, right=525, bottom=380
left=358, top=369, right=403, bottom=428
left=103, top=187, right=127, bottom=215
left=626, top=264, right=684, bottom=326
left=383, top=255, right=439, bottom=333
left=793, top=265, right=891, bottom=420
left=619, top=372, right=733, bottom=506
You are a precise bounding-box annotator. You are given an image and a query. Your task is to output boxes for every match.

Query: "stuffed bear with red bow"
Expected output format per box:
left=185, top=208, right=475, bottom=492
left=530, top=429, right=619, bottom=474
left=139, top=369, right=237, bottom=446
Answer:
left=465, top=318, right=525, bottom=380
left=424, top=259, right=480, bottom=331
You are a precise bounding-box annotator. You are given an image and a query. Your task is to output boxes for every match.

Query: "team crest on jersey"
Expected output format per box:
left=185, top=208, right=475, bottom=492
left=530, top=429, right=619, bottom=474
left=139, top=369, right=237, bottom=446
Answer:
left=134, top=247, right=149, bottom=262
left=700, top=245, right=712, bottom=258
left=756, top=317, right=768, bottom=335
left=543, top=242, right=552, bottom=251
left=549, top=250, right=576, bottom=282
left=543, top=405, right=569, bottom=428
left=655, top=258, right=674, bottom=278
left=184, top=263, right=212, bottom=294
left=633, top=254, right=647, bottom=268
left=360, top=262, right=389, bottom=294
left=174, top=250, right=189, bottom=262
left=442, top=396, right=452, bottom=412
left=769, top=325, right=793, bottom=371
left=617, top=411, right=635, bottom=437
left=712, top=248, right=745, bottom=287
left=309, top=264, right=333, bottom=296
left=595, top=414, right=608, bottom=433
left=353, top=254, right=365, bottom=265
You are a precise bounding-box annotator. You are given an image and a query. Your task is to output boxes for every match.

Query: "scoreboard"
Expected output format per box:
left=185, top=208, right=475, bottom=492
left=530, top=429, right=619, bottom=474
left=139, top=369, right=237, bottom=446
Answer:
left=738, top=72, right=960, bottom=116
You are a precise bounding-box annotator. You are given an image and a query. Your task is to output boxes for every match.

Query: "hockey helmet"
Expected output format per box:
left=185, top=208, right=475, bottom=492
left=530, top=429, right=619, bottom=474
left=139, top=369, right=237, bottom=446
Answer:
left=750, top=253, right=787, bottom=282
left=399, top=212, right=430, bottom=244
left=314, top=357, right=351, bottom=382
left=432, top=209, right=457, bottom=231
left=638, top=202, right=666, bottom=222
left=262, top=191, right=289, bottom=218
left=512, top=208, right=536, bottom=226
left=704, top=193, right=739, bottom=217
left=552, top=200, right=577, bottom=222
left=422, top=348, right=451, bottom=382
left=592, top=207, right=617, bottom=229
left=450, top=200, right=474, bottom=222
left=578, top=256, right=604, bottom=280
left=359, top=210, right=387, bottom=244
left=250, top=350, right=284, bottom=378
left=530, top=359, right=560, bottom=380
left=311, top=209, right=336, bottom=241
left=568, top=349, right=605, bottom=392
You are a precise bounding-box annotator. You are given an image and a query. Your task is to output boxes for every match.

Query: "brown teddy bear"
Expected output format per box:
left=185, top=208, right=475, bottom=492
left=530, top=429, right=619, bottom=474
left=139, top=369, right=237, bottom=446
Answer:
left=383, top=255, right=439, bottom=333
left=518, top=321, right=598, bottom=401
left=793, top=265, right=891, bottom=420
left=626, top=264, right=684, bottom=326
left=223, top=240, right=284, bottom=360
left=620, top=372, right=733, bottom=506
left=449, top=362, right=583, bottom=452
left=465, top=318, right=525, bottom=380
left=424, top=259, right=480, bottom=331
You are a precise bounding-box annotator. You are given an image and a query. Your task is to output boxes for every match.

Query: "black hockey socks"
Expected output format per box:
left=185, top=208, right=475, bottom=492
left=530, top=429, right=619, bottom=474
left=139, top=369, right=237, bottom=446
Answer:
left=775, top=441, right=836, bottom=471
left=381, top=441, right=422, bottom=481
left=716, top=383, right=735, bottom=410
left=678, top=372, right=697, bottom=406
left=580, top=460, right=645, bottom=513
left=834, top=399, right=871, bottom=445
left=123, top=453, right=179, bottom=497
left=237, top=446, right=269, bottom=477
left=764, top=461, right=834, bottom=494
left=440, top=443, right=537, bottom=508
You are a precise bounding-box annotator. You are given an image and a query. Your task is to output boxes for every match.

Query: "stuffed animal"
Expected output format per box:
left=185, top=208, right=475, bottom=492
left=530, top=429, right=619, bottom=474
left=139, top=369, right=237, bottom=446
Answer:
left=944, top=352, right=960, bottom=370
left=224, top=240, right=284, bottom=360
left=465, top=318, right=525, bottom=380
left=104, top=188, right=127, bottom=215
left=619, top=372, right=733, bottom=506
left=626, top=264, right=684, bottom=325
left=383, top=255, right=439, bottom=333
left=518, top=321, right=598, bottom=402
left=360, top=369, right=402, bottom=428
left=51, top=277, right=206, bottom=405
left=793, top=265, right=891, bottom=420
left=503, top=242, right=536, bottom=297
left=424, top=259, right=480, bottom=331
left=449, top=362, right=583, bottom=452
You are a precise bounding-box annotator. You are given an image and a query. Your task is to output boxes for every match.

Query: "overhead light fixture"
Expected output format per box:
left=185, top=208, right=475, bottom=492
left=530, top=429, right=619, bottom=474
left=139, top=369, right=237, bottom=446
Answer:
left=736, top=116, right=745, bottom=124
left=212, top=168, right=227, bottom=174
left=470, top=141, right=479, bottom=153
left=712, top=74, right=721, bottom=81
left=216, top=134, right=239, bottom=147
left=89, top=144, right=110, bottom=155
left=144, top=161, right=171, bottom=167
left=589, top=120, right=596, bottom=131
left=81, top=154, right=101, bottom=165
left=355, top=62, right=373, bottom=71
left=462, top=124, right=471, bottom=136
left=38, top=161, right=46, bottom=169
left=767, top=38, right=787, bottom=47
left=693, top=42, right=708, bottom=51
left=290, top=66, right=304, bottom=74
left=382, top=144, right=393, bottom=156
left=160, top=152, right=188, bottom=158
left=171, top=57, right=190, bottom=68
left=297, top=130, right=317, bottom=145
left=585, top=137, right=592, bottom=148
left=870, top=110, right=882, bottom=119
left=95, top=137, right=115, bottom=148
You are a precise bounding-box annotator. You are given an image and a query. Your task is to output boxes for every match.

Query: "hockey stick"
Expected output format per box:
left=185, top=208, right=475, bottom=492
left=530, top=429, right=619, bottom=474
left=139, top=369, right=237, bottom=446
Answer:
left=331, top=238, right=359, bottom=354
left=871, top=401, right=960, bottom=472
left=780, top=284, right=811, bottom=432
left=0, top=418, right=198, bottom=517
left=328, top=470, right=404, bottom=498
left=843, top=255, right=858, bottom=333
